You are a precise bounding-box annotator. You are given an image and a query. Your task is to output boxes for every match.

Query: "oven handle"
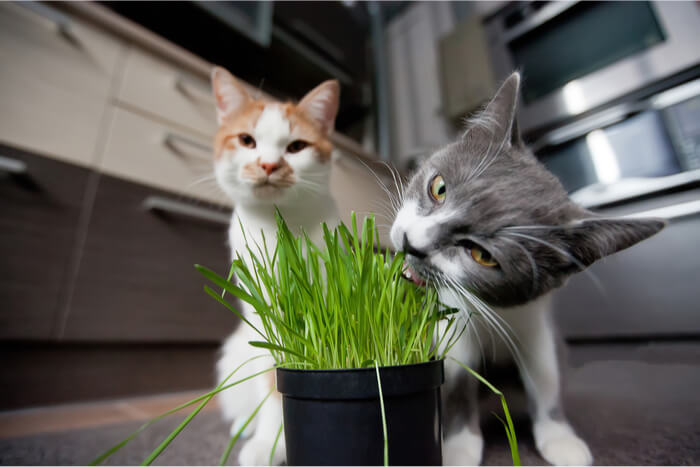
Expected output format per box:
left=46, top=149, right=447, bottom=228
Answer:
left=624, top=199, right=700, bottom=222
left=530, top=101, right=648, bottom=152
left=571, top=170, right=700, bottom=209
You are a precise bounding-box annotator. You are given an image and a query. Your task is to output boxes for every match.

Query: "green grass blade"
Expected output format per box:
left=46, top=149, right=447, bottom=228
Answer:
left=248, top=341, right=315, bottom=364
left=449, top=357, right=520, bottom=466
left=269, top=422, right=284, bottom=466
left=90, top=355, right=271, bottom=465
left=374, top=361, right=388, bottom=467
left=219, top=389, right=274, bottom=466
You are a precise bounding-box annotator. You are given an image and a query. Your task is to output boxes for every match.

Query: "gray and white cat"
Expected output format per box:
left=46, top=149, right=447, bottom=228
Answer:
left=390, top=73, right=665, bottom=466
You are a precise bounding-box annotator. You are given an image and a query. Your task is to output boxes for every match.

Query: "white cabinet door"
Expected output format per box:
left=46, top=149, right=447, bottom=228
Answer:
left=0, top=3, right=123, bottom=167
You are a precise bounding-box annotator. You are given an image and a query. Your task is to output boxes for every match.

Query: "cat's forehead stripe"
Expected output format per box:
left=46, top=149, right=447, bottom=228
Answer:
left=255, top=105, right=291, bottom=141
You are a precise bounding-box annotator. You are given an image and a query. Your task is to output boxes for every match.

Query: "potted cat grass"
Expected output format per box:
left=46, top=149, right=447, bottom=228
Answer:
left=196, top=212, right=518, bottom=466
left=90, top=213, right=519, bottom=467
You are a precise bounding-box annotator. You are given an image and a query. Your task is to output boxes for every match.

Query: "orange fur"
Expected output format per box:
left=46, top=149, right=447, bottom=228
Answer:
left=212, top=72, right=336, bottom=163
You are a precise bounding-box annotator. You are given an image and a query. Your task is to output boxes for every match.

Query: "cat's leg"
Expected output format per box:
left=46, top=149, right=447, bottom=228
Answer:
left=238, top=381, right=285, bottom=466
left=442, top=332, right=483, bottom=466
left=217, top=305, right=271, bottom=441
left=517, top=312, right=592, bottom=466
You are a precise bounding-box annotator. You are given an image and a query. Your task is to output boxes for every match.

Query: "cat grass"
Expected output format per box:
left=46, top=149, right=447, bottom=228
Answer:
left=196, top=212, right=464, bottom=369
left=91, top=212, right=520, bottom=466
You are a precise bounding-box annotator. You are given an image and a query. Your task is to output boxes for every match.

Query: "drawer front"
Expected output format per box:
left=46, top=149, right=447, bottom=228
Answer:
left=117, top=47, right=217, bottom=138
left=0, top=3, right=122, bottom=167
left=62, top=175, right=236, bottom=342
left=100, top=107, right=230, bottom=207
left=0, top=145, right=90, bottom=339
left=553, top=188, right=700, bottom=339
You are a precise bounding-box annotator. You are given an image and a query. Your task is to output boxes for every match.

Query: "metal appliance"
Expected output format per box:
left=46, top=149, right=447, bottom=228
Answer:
left=483, top=1, right=700, bottom=134
left=482, top=1, right=700, bottom=339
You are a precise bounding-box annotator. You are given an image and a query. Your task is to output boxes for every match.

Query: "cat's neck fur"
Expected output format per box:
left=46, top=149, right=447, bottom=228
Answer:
left=232, top=196, right=337, bottom=235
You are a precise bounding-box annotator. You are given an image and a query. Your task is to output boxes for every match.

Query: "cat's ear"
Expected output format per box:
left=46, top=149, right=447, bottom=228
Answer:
left=297, top=80, right=340, bottom=135
left=211, top=66, right=250, bottom=124
left=466, top=72, right=521, bottom=148
left=550, top=216, right=666, bottom=268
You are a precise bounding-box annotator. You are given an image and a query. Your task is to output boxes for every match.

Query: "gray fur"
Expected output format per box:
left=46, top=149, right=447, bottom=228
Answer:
left=401, top=73, right=665, bottom=307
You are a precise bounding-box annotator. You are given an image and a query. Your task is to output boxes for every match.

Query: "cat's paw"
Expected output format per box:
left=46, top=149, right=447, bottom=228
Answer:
left=538, top=434, right=592, bottom=466
left=230, top=418, right=254, bottom=438
left=443, top=427, right=483, bottom=466
left=238, top=436, right=286, bottom=466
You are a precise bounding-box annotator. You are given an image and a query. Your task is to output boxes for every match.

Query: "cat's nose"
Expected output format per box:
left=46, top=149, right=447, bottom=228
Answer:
left=403, top=233, right=427, bottom=259
left=260, top=162, right=280, bottom=175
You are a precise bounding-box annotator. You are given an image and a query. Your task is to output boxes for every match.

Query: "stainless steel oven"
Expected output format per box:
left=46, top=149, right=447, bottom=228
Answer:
left=482, top=2, right=700, bottom=339
left=483, top=1, right=700, bottom=134
left=535, top=78, right=700, bottom=339
left=535, top=77, right=700, bottom=207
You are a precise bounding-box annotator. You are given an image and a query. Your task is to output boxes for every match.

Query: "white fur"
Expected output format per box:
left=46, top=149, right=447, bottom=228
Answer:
left=392, top=205, right=592, bottom=466
left=214, top=104, right=339, bottom=466
left=391, top=200, right=460, bottom=253
left=438, top=292, right=592, bottom=466
left=254, top=106, right=291, bottom=166
left=443, top=425, right=484, bottom=466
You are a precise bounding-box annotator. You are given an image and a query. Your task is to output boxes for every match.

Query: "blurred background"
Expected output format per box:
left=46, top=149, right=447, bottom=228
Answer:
left=1, top=1, right=699, bottom=464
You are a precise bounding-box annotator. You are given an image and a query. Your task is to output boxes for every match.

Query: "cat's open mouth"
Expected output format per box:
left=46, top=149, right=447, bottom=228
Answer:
left=402, top=262, right=426, bottom=287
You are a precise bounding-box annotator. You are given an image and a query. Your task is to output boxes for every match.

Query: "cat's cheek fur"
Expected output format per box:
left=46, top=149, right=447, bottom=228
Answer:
left=214, top=159, right=243, bottom=201
left=431, top=252, right=466, bottom=280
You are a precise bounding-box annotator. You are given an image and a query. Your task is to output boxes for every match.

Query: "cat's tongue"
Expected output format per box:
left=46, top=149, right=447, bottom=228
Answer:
left=402, top=263, right=426, bottom=287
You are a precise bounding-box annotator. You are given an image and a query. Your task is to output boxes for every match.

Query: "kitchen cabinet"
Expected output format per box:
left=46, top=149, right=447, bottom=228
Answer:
left=0, top=2, right=123, bottom=168
left=62, top=175, right=234, bottom=342
left=0, top=145, right=91, bottom=339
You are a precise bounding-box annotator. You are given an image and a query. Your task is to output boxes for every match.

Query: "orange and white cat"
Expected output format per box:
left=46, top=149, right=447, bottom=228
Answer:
left=210, top=66, right=341, bottom=465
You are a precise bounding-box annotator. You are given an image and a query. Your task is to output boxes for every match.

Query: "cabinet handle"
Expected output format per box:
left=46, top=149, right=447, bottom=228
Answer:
left=163, top=132, right=213, bottom=156
left=0, top=156, right=28, bottom=175
left=174, top=74, right=215, bottom=105
left=19, top=1, right=73, bottom=39
left=143, top=196, right=230, bottom=225
left=624, top=199, right=700, bottom=222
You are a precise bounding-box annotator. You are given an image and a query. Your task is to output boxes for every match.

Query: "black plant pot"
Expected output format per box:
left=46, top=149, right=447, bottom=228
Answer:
left=276, top=359, right=444, bottom=466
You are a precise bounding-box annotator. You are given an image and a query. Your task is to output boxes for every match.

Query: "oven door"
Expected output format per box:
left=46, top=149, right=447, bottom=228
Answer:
left=484, top=1, right=700, bottom=133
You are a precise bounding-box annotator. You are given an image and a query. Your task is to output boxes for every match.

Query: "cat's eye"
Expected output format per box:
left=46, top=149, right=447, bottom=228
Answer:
left=469, top=246, right=498, bottom=267
left=287, top=140, right=309, bottom=153
left=429, top=175, right=446, bottom=203
left=238, top=133, right=256, bottom=148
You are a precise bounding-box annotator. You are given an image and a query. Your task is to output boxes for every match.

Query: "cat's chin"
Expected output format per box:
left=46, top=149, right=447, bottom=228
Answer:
left=251, top=183, right=288, bottom=200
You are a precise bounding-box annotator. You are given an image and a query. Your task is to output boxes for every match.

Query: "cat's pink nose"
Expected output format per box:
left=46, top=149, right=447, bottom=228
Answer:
left=260, top=162, right=279, bottom=175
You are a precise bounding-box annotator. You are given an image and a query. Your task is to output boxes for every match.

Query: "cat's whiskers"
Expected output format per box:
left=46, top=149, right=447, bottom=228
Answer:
left=436, top=277, right=487, bottom=369
left=369, top=201, right=398, bottom=223
left=187, top=173, right=218, bottom=188
left=379, top=160, right=406, bottom=207
left=442, top=274, right=526, bottom=372
left=356, top=159, right=402, bottom=216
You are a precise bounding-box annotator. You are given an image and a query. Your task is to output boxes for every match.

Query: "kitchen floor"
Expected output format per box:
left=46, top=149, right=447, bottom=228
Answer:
left=0, top=342, right=698, bottom=465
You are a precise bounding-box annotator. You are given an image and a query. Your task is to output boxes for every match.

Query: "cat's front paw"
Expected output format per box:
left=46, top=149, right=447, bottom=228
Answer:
left=238, top=436, right=286, bottom=466
left=538, top=433, right=592, bottom=466
left=443, top=427, right=483, bottom=466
